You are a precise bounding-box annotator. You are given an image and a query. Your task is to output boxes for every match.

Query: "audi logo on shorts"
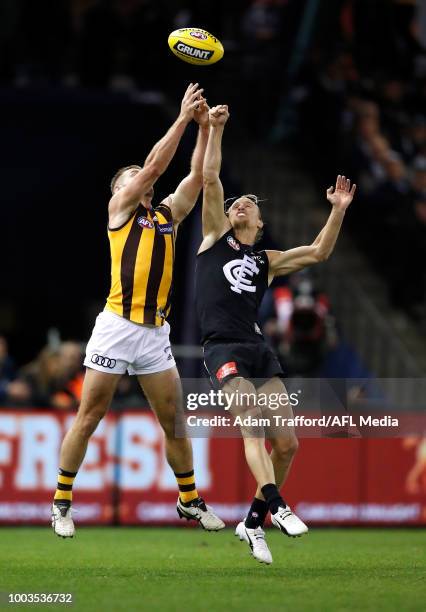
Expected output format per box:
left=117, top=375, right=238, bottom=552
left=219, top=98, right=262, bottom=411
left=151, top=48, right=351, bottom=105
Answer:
left=91, top=353, right=117, bottom=369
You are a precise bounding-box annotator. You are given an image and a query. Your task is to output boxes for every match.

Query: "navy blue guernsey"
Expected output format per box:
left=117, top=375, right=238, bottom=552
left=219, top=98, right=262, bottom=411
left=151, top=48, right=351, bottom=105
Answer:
left=195, top=230, right=270, bottom=344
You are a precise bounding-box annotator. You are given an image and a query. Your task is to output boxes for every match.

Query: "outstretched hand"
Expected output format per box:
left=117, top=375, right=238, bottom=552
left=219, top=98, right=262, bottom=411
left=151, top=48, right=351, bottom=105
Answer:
left=209, top=104, right=229, bottom=127
left=180, top=83, right=206, bottom=123
left=327, top=175, right=356, bottom=211
left=194, top=99, right=210, bottom=128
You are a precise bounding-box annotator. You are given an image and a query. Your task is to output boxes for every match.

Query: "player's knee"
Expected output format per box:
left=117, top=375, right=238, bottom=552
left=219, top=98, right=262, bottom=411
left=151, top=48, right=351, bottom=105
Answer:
left=75, top=397, right=109, bottom=438
left=75, top=411, right=104, bottom=439
left=273, top=435, right=299, bottom=460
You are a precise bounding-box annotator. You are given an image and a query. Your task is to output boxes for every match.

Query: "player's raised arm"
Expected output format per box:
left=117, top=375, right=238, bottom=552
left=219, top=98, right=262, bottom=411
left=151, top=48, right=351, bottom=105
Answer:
left=267, top=175, right=356, bottom=281
left=198, top=105, right=231, bottom=254
left=109, top=83, right=205, bottom=226
left=165, top=100, right=210, bottom=226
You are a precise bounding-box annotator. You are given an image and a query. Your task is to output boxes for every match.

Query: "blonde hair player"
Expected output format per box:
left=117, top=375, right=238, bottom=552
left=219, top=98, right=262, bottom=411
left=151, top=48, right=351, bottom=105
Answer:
left=52, top=84, right=225, bottom=537
left=196, top=104, right=356, bottom=564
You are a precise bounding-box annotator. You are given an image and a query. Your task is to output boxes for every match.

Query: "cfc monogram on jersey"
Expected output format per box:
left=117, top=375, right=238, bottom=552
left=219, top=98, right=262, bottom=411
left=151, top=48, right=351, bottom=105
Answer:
left=105, top=202, right=174, bottom=326
left=195, top=230, right=269, bottom=344
left=223, top=254, right=260, bottom=294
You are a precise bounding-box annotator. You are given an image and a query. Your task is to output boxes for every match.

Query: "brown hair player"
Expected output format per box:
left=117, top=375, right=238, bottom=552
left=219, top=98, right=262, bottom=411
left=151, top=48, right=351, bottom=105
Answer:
left=51, top=84, right=225, bottom=538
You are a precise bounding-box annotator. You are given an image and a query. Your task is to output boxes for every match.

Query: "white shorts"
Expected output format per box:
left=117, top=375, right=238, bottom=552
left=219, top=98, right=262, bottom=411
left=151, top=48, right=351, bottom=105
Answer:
left=83, top=310, right=176, bottom=376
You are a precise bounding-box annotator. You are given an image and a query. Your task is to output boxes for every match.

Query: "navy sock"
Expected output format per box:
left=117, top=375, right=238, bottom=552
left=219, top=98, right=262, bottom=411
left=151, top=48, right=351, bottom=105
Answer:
left=245, top=497, right=269, bottom=529
left=261, top=483, right=285, bottom=515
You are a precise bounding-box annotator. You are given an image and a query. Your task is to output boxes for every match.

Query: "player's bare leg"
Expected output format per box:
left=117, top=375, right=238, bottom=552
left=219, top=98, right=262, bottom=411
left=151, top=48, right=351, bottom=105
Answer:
left=255, top=377, right=299, bottom=499
left=250, top=378, right=306, bottom=531
left=268, top=438, right=298, bottom=491
left=221, top=377, right=280, bottom=564
left=138, top=367, right=224, bottom=531
left=223, top=377, right=276, bottom=485
left=138, top=367, right=196, bottom=476
left=233, top=377, right=307, bottom=563
left=235, top=430, right=303, bottom=563
left=59, top=369, right=122, bottom=470
left=52, top=368, right=122, bottom=538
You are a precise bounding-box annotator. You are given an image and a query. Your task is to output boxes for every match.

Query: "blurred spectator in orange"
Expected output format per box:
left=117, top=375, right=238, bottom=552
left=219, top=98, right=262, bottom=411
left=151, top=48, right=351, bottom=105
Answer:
left=50, top=341, right=84, bottom=410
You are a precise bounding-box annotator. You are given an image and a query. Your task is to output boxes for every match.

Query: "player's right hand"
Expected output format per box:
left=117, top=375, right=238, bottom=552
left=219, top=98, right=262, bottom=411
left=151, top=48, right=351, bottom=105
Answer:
left=209, top=105, right=229, bottom=127
left=180, top=83, right=206, bottom=122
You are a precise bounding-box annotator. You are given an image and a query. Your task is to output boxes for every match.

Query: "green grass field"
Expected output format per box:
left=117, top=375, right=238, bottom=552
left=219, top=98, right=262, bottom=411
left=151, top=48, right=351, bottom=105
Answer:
left=0, top=527, right=425, bottom=611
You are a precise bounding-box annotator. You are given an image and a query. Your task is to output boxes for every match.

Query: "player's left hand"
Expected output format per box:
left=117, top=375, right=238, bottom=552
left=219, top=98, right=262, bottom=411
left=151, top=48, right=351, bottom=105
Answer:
left=194, top=99, right=210, bottom=128
left=326, top=175, right=356, bottom=211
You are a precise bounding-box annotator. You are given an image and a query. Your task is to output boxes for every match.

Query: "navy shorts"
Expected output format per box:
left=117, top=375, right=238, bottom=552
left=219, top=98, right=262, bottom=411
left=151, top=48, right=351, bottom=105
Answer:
left=203, top=340, right=284, bottom=388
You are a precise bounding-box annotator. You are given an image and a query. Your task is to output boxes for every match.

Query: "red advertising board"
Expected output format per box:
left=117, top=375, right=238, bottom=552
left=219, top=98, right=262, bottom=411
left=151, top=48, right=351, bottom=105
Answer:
left=0, top=411, right=425, bottom=525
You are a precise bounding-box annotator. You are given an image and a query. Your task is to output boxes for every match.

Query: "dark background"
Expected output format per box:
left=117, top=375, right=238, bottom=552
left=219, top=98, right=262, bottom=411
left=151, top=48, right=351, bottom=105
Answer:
left=1, top=0, right=425, bottom=367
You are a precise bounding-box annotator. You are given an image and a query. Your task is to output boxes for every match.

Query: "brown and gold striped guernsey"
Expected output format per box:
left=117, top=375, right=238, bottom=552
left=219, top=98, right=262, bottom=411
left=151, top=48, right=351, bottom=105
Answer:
left=105, top=201, right=175, bottom=326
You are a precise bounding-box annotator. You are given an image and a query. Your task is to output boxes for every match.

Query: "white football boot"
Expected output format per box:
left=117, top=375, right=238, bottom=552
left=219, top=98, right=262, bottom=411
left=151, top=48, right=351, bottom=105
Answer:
left=271, top=505, right=308, bottom=537
left=51, top=504, right=75, bottom=538
left=176, top=497, right=225, bottom=531
left=235, top=521, right=273, bottom=565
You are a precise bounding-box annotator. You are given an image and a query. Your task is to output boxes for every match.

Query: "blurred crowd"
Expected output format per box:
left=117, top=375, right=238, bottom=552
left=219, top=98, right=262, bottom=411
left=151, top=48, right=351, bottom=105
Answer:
left=260, top=272, right=337, bottom=376
left=296, top=0, right=426, bottom=322
left=0, top=336, right=84, bottom=409
left=0, top=335, right=140, bottom=409
left=258, top=269, right=369, bottom=378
